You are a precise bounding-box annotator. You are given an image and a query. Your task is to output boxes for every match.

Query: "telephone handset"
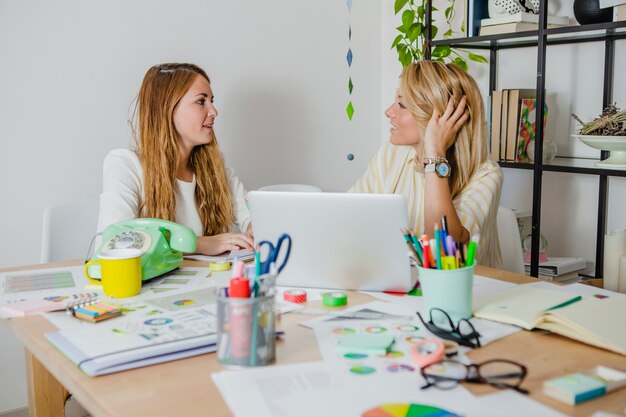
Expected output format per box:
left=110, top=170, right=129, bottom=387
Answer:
left=88, top=218, right=197, bottom=281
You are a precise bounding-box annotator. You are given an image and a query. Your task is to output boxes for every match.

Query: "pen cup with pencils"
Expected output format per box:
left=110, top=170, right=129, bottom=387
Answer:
left=402, top=219, right=477, bottom=323
left=418, top=264, right=475, bottom=323
left=216, top=276, right=276, bottom=368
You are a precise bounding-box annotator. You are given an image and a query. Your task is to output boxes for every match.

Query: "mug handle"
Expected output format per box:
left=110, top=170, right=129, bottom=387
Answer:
left=84, top=260, right=103, bottom=285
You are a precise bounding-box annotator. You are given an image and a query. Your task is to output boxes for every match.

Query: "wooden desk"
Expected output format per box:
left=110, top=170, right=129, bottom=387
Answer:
left=2, top=262, right=626, bottom=417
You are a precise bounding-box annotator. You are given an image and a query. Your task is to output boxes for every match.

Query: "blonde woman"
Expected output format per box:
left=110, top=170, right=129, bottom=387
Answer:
left=98, top=63, right=253, bottom=255
left=350, top=61, right=503, bottom=268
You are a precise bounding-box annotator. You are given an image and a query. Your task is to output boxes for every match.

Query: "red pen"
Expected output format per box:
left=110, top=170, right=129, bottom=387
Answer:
left=421, top=235, right=431, bottom=269
left=228, top=277, right=251, bottom=360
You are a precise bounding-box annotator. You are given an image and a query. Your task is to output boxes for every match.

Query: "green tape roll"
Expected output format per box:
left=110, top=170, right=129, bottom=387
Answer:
left=323, top=291, right=348, bottom=307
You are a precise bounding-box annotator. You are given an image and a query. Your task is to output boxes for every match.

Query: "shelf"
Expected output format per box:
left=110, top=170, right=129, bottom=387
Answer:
left=431, top=21, right=626, bottom=50
left=499, top=157, right=626, bottom=177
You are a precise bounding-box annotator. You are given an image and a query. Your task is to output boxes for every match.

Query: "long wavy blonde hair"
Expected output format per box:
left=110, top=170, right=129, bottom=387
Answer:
left=399, top=61, right=489, bottom=198
left=133, top=63, right=233, bottom=235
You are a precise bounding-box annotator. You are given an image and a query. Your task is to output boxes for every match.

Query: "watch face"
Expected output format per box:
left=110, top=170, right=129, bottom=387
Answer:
left=436, top=162, right=451, bottom=177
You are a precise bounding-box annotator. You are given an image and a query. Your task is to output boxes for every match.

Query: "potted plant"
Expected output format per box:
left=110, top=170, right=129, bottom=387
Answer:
left=391, top=0, right=487, bottom=69
left=571, top=104, right=626, bottom=169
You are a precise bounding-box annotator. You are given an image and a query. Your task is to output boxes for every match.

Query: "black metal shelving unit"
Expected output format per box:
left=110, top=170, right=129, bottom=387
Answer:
left=425, top=1, right=626, bottom=278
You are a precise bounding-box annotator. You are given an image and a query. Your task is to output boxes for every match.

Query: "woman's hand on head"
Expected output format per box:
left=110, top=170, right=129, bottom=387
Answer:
left=195, top=233, right=254, bottom=256
left=423, top=96, right=468, bottom=157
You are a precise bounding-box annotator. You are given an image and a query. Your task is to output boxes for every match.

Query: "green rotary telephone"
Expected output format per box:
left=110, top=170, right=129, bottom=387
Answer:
left=87, top=218, right=197, bottom=281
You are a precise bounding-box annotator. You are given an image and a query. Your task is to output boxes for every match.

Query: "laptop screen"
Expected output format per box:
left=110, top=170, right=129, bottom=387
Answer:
left=247, top=191, right=415, bottom=292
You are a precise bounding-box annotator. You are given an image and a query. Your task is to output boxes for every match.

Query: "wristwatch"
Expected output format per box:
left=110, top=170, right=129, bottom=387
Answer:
left=424, top=157, right=451, bottom=178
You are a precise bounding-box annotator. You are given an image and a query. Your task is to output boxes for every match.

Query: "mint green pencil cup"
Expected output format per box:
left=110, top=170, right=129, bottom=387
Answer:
left=417, top=265, right=475, bottom=323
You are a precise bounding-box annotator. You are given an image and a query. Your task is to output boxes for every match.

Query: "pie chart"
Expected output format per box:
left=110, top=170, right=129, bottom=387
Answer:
left=362, top=403, right=461, bottom=417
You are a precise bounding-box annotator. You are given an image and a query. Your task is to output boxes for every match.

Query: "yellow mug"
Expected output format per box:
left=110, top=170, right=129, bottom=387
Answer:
left=84, top=249, right=143, bottom=298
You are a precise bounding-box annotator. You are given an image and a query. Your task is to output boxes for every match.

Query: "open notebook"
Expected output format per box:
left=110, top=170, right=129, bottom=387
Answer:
left=474, top=286, right=626, bottom=356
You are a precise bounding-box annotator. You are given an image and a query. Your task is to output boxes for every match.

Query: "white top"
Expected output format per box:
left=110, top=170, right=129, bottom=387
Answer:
left=97, top=149, right=251, bottom=236
left=349, top=142, right=503, bottom=268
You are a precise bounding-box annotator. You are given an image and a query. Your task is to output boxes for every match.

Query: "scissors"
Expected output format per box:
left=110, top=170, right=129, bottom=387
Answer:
left=257, top=233, right=292, bottom=275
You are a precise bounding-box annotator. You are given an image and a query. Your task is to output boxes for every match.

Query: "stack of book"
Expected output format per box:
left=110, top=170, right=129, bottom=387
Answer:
left=600, top=0, right=626, bottom=21
left=524, top=257, right=587, bottom=283
left=489, top=89, right=548, bottom=162
left=479, top=12, right=569, bottom=36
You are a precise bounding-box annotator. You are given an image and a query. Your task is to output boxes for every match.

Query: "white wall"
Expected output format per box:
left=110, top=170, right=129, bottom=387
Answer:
left=0, top=0, right=382, bottom=412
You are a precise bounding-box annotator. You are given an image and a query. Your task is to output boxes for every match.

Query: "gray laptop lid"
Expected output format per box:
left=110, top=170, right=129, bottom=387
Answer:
left=247, top=191, right=414, bottom=292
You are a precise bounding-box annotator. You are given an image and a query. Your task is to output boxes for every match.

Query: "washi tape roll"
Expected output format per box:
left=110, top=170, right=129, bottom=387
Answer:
left=209, top=261, right=231, bottom=272
left=283, top=289, right=307, bottom=304
left=323, top=291, right=348, bottom=307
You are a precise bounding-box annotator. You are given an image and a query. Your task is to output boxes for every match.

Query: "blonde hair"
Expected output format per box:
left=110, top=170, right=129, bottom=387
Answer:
left=399, top=61, right=489, bottom=198
left=133, top=63, right=233, bottom=235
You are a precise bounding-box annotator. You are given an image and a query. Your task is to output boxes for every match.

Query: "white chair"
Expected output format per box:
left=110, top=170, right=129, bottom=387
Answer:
left=41, top=198, right=100, bottom=263
left=497, top=206, right=525, bottom=274
left=257, top=184, right=322, bottom=192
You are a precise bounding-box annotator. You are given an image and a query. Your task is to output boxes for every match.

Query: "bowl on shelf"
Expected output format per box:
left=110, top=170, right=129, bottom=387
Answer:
left=572, top=134, right=626, bottom=169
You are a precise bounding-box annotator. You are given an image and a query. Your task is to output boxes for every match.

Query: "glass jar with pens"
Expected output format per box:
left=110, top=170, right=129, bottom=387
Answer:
left=216, top=277, right=277, bottom=368
left=216, top=233, right=291, bottom=368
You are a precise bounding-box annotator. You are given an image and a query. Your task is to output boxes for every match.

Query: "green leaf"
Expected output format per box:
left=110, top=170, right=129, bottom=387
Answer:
left=445, top=6, right=453, bottom=20
left=396, top=24, right=407, bottom=34
left=397, top=43, right=407, bottom=54
left=391, top=34, right=404, bottom=49
left=417, top=5, right=424, bottom=18
left=432, top=45, right=451, bottom=58
left=401, top=51, right=413, bottom=67
left=402, top=9, right=415, bottom=31
left=432, top=6, right=439, bottom=11
left=407, top=23, right=423, bottom=42
left=444, top=29, right=453, bottom=38
left=430, top=25, right=438, bottom=39
left=453, top=57, right=469, bottom=71
left=468, top=52, right=488, bottom=63
left=394, top=0, right=409, bottom=14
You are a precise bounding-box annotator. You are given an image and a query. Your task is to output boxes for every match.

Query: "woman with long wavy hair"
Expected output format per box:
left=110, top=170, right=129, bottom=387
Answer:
left=98, top=63, right=253, bottom=255
left=350, top=61, right=503, bottom=268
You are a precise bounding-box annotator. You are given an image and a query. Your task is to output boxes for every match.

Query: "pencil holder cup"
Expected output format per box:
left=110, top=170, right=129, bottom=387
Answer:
left=417, top=265, right=475, bottom=323
left=216, top=289, right=276, bottom=368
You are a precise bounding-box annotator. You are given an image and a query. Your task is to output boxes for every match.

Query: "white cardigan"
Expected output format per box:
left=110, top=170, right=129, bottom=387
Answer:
left=97, top=149, right=251, bottom=236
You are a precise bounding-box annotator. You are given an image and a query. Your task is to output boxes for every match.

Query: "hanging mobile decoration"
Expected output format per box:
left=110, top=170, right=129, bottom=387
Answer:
left=346, top=0, right=354, bottom=121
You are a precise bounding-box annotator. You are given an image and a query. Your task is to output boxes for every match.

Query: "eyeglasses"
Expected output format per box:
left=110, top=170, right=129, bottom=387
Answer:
left=417, top=308, right=481, bottom=348
left=421, top=359, right=529, bottom=395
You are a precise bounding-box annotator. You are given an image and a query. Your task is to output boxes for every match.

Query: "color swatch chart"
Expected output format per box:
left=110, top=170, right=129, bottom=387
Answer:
left=363, top=403, right=460, bottom=417
left=313, top=319, right=432, bottom=377
left=4, top=271, right=75, bottom=294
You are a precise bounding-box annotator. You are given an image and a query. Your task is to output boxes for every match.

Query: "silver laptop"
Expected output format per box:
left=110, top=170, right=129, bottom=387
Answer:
left=247, top=191, right=415, bottom=292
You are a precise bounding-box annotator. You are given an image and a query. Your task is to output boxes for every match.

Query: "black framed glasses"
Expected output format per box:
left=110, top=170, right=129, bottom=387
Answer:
left=420, top=359, right=529, bottom=395
left=417, top=308, right=481, bottom=348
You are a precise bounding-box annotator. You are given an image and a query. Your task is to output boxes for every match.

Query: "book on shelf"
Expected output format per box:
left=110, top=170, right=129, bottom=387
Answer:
left=479, top=22, right=564, bottom=36
left=474, top=285, right=626, bottom=355
left=600, top=0, right=626, bottom=8
left=499, top=90, right=509, bottom=161
left=505, top=89, right=536, bottom=161
left=480, top=11, right=570, bottom=27
left=516, top=98, right=548, bottom=162
left=536, top=271, right=582, bottom=284
left=615, top=4, right=626, bottom=21
left=489, top=90, right=503, bottom=161
left=467, top=0, right=490, bottom=37
left=524, top=257, right=586, bottom=276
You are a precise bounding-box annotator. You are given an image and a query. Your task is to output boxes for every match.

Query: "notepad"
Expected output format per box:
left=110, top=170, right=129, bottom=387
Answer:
left=474, top=285, right=626, bottom=356
left=1, top=299, right=63, bottom=316
left=473, top=286, right=582, bottom=330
